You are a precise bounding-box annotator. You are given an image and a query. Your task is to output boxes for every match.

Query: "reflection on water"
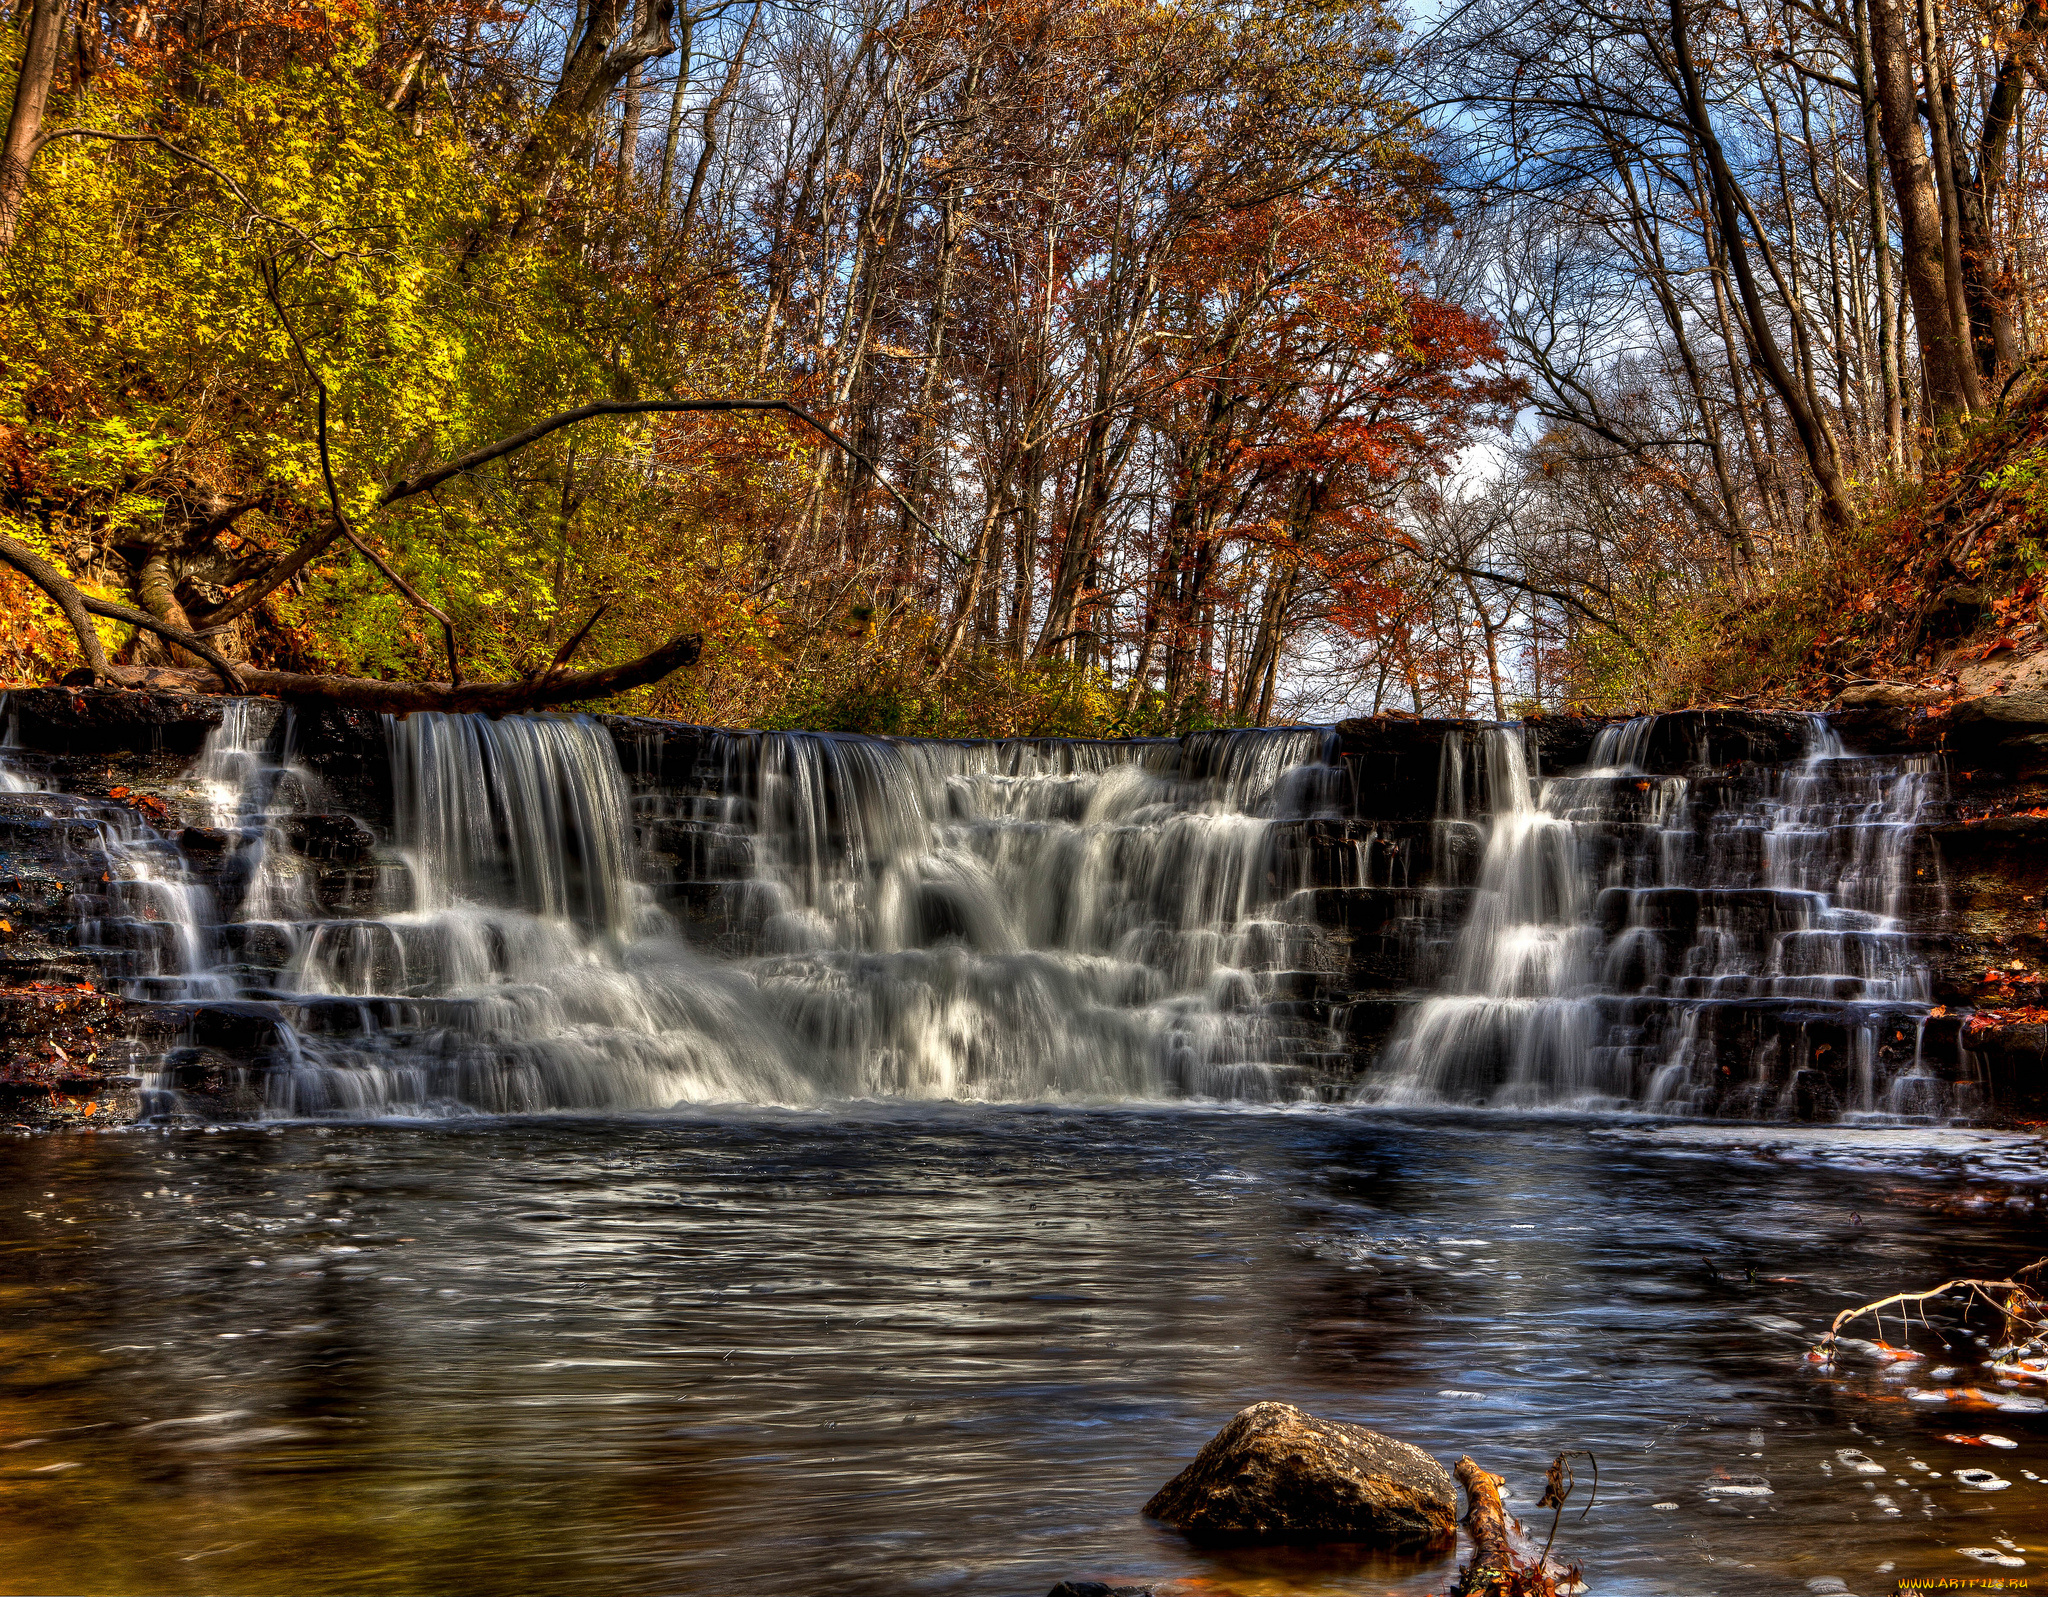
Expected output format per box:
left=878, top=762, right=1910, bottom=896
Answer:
left=2, top=1109, right=2044, bottom=1597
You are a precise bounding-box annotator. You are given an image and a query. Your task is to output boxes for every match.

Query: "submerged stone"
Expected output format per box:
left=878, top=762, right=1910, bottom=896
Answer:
left=1142, top=1401, right=1455, bottom=1549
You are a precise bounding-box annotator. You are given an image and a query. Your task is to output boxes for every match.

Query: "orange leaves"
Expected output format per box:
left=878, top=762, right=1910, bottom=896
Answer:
left=105, top=787, right=172, bottom=826
left=1965, top=1004, right=2048, bottom=1032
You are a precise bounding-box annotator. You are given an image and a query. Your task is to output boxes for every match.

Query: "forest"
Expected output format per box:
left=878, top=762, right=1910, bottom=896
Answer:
left=3, top=0, right=2047, bottom=731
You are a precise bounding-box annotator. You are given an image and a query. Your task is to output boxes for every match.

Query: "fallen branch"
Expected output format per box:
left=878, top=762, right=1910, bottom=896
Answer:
left=79, top=592, right=247, bottom=693
left=0, top=533, right=116, bottom=681
left=1814, top=1258, right=2048, bottom=1359
left=9, top=293, right=911, bottom=707
left=118, top=632, right=702, bottom=713
left=1454, top=1456, right=1563, bottom=1597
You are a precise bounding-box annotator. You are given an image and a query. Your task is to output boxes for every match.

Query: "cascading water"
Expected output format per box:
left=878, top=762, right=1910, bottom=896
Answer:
left=0, top=699, right=28, bottom=794
left=1365, top=716, right=1955, bottom=1116
left=83, top=711, right=1353, bottom=1115
left=9, top=697, right=1973, bottom=1121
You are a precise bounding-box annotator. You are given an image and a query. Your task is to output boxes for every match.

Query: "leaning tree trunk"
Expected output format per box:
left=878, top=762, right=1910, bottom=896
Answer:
left=0, top=0, right=74, bottom=255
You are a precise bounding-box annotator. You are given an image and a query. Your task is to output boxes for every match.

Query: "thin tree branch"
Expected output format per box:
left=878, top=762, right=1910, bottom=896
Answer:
left=380, top=398, right=956, bottom=555
left=545, top=601, right=612, bottom=674
left=1452, top=563, right=1640, bottom=649
left=29, top=128, right=340, bottom=258
left=262, top=263, right=464, bottom=685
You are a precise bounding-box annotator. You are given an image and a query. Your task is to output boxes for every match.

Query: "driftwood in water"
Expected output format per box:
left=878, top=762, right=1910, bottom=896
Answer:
left=1453, top=1456, right=1558, bottom=1597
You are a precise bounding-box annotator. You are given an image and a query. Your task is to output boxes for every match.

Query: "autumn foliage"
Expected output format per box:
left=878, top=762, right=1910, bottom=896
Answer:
left=0, top=0, right=1514, bottom=733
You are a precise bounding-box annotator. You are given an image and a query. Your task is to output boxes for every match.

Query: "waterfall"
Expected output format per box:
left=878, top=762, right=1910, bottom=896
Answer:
left=1362, top=716, right=1950, bottom=1116
left=98, top=712, right=1354, bottom=1115
left=0, top=693, right=33, bottom=792
left=13, top=696, right=1967, bottom=1121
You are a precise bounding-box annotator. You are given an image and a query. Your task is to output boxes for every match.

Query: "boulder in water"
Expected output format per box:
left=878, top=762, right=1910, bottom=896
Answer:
left=1142, top=1401, right=1455, bottom=1548
left=1044, top=1583, right=1155, bottom=1597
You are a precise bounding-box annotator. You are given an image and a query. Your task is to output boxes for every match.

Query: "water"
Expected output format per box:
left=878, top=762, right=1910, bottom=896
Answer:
left=2, top=1109, right=2043, bottom=1596
left=21, top=703, right=1966, bottom=1121
left=86, top=714, right=1354, bottom=1116
left=1367, top=718, right=1952, bottom=1116
left=0, top=696, right=29, bottom=793
left=7, top=707, right=2043, bottom=1592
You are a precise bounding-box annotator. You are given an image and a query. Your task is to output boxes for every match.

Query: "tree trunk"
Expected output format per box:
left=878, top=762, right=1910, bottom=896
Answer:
left=1460, top=572, right=1507, bottom=720
left=677, top=3, right=756, bottom=243
left=935, top=499, right=1005, bottom=670
left=617, top=63, right=642, bottom=202
left=0, top=0, right=72, bottom=255
left=1867, top=0, right=1976, bottom=420
left=1915, top=0, right=1984, bottom=409
left=131, top=549, right=208, bottom=668
left=1855, top=0, right=1905, bottom=466
left=656, top=10, right=692, bottom=206
left=1670, top=0, right=1859, bottom=536
left=1956, top=0, right=2046, bottom=382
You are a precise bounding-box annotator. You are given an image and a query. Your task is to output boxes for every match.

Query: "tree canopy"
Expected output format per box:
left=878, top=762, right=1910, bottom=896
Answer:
left=0, top=0, right=1516, bottom=732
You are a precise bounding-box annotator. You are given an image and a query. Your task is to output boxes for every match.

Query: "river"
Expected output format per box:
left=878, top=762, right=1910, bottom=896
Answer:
left=4, top=1106, right=2043, bottom=1596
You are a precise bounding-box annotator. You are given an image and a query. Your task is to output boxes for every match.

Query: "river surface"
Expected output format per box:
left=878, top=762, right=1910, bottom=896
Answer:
left=3, top=1107, right=2045, bottom=1597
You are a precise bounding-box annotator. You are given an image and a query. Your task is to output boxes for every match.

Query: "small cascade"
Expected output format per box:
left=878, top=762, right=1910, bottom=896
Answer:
left=668, top=726, right=1350, bottom=1101
left=0, top=697, right=29, bottom=793
left=1365, top=715, right=1954, bottom=1116
left=55, top=712, right=1358, bottom=1116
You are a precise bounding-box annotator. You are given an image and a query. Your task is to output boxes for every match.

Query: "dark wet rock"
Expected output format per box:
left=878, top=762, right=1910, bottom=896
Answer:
left=1333, top=717, right=1477, bottom=821
left=601, top=717, right=731, bottom=796
left=178, top=825, right=232, bottom=856
left=1522, top=716, right=1606, bottom=773
left=131, top=1000, right=288, bottom=1054
left=5, top=687, right=225, bottom=757
left=1142, top=1401, right=1455, bottom=1549
left=1628, top=709, right=1814, bottom=772
left=217, top=921, right=296, bottom=969
left=1044, top=1583, right=1154, bottom=1597
left=159, top=1047, right=272, bottom=1117
left=643, top=817, right=757, bottom=879
left=284, top=812, right=378, bottom=862
left=1945, top=691, right=2048, bottom=775
left=1926, top=815, right=2048, bottom=1005
left=0, top=985, right=124, bottom=1080
left=1965, top=1018, right=2048, bottom=1113
left=0, top=980, right=140, bottom=1127
left=0, top=1075, right=143, bottom=1128
left=292, top=706, right=393, bottom=821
